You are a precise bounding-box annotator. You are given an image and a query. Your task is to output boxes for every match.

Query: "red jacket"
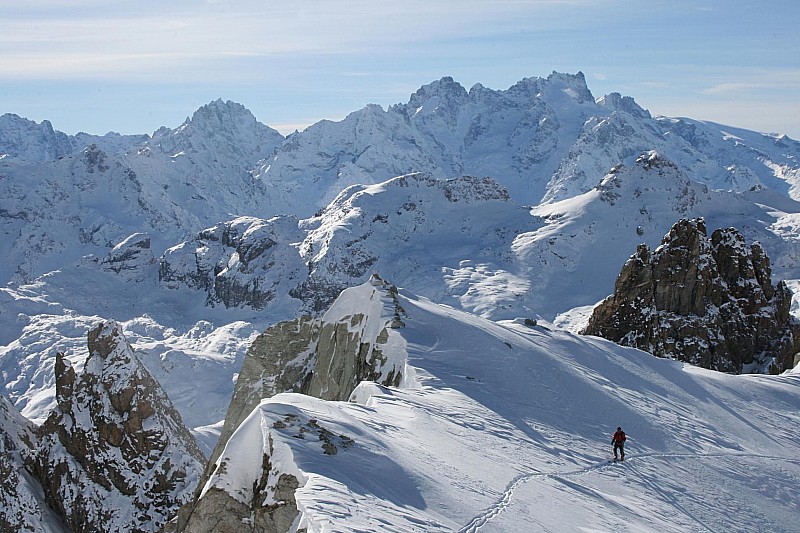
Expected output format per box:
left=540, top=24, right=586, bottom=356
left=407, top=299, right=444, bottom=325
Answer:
left=612, top=430, right=626, bottom=444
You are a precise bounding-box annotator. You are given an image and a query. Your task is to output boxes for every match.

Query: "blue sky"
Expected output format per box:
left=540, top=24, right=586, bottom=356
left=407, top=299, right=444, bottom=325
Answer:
left=3, top=0, right=799, bottom=138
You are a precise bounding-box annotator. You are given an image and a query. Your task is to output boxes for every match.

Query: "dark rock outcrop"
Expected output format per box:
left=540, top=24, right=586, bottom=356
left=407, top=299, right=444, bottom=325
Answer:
left=0, top=395, right=66, bottom=532
left=102, top=232, right=155, bottom=280
left=583, top=218, right=800, bottom=373
left=159, top=215, right=306, bottom=310
left=172, top=275, right=407, bottom=532
left=31, top=321, right=205, bottom=532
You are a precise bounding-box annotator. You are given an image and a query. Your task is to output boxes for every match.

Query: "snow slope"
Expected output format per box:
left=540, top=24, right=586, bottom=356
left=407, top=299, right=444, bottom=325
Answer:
left=202, top=281, right=800, bottom=532
left=5, top=155, right=800, bottom=442
left=164, top=157, right=800, bottom=322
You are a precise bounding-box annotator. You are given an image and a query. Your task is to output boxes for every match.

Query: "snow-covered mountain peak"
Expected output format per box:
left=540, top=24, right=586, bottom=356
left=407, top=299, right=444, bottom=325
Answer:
left=186, top=99, right=261, bottom=134
left=542, top=70, right=594, bottom=102
left=0, top=113, right=74, bottom=161
left=499, top=71, right=592, bottom=104
left=594, top=151, right=693, bottom=206
left=596, top=91, right=651, bottom=119
left=147, top=98, right=284, bottom=163
left=406, top=76, right=469, bottom=111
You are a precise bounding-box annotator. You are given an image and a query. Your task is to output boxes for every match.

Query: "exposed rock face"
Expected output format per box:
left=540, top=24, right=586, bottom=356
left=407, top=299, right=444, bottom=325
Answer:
left=31, top=321, right=205, bottom=532
left=213, top=274, right=405, bottom=455
left=173, top=275, right=407, bottom=532
left=159, top=173, right=527, bottom=315
left=102, top=232, right=155, bottom=280
left=0, top=395, right=66, bottom=532
left=159, top=215, right=307, bottom=309
left=583, top=218, right=800, bottom=373
left=0, top=113, right=75, bottom=161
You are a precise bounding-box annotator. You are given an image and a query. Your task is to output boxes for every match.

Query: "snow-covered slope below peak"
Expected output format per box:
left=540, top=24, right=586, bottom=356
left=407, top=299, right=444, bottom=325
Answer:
left=520, top=151, right=800, bottom=317
left=543, top=107, right=800, bottom=204
left=294, top=173, right=539, bottom=316
left=159, top=158, right=800, bottom=322
left=191, top=281, right=800, bottom=533
left=657, top=117, right=800, bottom=195
left=160, top=173, right=541, bottom=318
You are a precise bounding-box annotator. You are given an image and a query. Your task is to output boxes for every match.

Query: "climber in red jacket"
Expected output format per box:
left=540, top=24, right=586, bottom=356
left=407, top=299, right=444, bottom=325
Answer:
left=612, top=427, right=626, bottom=462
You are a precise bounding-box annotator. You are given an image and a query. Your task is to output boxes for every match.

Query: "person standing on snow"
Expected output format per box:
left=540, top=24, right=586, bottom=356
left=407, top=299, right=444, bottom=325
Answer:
left=612, top=427, right=626, bottom=462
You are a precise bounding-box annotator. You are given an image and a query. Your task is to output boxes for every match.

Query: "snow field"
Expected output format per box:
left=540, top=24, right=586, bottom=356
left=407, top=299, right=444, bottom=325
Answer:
left=208, top=285, right=800, bottom=532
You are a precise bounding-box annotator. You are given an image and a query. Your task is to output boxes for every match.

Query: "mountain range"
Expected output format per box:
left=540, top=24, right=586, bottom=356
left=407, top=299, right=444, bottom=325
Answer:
left=1, top=71, right=800, bottom=531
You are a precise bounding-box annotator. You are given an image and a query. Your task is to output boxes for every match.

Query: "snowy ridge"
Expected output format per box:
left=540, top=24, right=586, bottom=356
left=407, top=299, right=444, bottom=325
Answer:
left=186, top=281, right=800, bottom=532
left=200, top=277, right=411, bottom=479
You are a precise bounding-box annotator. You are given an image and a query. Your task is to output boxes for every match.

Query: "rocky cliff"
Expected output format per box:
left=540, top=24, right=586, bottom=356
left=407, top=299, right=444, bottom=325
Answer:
left=172, top=275, right=408, bottom=532
left=30, top=321, right=205, bottom=532
left=583, top=218, right=800, bottom=373
left=0, top=394, right=67, bottom=532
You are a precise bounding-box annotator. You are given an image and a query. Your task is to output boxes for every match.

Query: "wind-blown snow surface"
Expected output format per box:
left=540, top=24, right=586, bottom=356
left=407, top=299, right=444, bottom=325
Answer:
left=206, top=283, right=800, bottom=532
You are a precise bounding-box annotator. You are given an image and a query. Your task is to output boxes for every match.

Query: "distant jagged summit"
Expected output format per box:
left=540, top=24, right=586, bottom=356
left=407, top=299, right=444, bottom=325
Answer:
left=596, top=91, right=651, bottom=119
left=148, top=98, right=284, bottom=163
left=583, top=218, right=800, bottom=373
left=406, top=76, right=470, bottom=109
left=0, top=113, right=74, bottom=161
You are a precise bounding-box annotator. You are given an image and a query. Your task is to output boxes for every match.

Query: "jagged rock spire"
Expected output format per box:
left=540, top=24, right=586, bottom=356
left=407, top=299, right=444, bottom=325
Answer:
left=32, top=321, right=205, bottom=532
left=583, top=218, right=800, bottom=373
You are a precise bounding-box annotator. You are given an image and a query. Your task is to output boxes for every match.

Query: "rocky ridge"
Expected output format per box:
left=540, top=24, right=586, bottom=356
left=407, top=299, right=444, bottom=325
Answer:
left=583, top=218, right=800, bottom=372
left=172, top=275, right=408, bottom=532
left=159, top=173, right=535, bottom=316
left=18, top=321, right=206, bottom=532
left=0, top=395, right=65, bottom=532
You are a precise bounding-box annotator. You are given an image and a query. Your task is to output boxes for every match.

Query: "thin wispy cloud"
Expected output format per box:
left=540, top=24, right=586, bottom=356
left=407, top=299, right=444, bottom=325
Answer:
left=1, top=1, right=595, bottom=80
left=1, top=1, right=797, bottom=138
left=700, top=69, right=800, bottom=96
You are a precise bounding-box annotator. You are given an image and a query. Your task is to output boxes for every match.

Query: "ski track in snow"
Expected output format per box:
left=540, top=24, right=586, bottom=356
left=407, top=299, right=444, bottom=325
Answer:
left=458, top=451, right=800, bottom=533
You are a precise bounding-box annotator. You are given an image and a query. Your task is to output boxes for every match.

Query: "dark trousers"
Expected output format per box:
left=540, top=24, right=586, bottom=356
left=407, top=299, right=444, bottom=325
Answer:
left=613, top=442, right=625, bottom=458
